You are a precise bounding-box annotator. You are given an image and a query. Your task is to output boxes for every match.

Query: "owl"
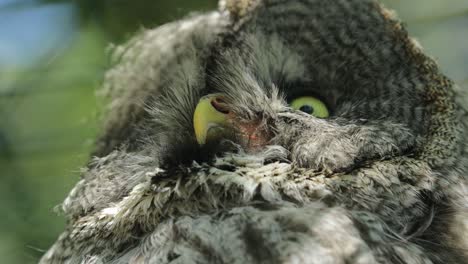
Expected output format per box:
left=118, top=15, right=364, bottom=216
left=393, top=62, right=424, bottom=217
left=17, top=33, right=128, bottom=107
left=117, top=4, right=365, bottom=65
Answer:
left=40, top=0, right=468, bottom=263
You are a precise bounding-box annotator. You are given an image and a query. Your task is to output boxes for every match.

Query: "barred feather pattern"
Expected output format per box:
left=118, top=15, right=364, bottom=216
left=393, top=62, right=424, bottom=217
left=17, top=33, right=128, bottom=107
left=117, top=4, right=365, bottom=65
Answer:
left=41, top=0, right=468, bottom=263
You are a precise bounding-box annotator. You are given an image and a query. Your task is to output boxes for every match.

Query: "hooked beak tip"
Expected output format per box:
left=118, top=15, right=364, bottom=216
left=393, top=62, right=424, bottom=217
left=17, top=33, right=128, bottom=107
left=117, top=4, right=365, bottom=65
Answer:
left=193, top=94, right=229, bottom=145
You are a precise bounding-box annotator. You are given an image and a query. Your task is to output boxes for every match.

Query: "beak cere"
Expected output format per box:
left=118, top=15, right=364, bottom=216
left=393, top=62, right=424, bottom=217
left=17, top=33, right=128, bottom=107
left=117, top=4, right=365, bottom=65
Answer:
left=193, top=94, right=271, bottom=150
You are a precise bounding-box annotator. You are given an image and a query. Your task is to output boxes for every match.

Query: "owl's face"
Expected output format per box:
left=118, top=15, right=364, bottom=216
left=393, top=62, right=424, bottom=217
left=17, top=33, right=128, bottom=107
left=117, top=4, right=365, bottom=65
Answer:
left=143, top=10, right=428, bottom=175
left=88, top=0, right=459, bottom=230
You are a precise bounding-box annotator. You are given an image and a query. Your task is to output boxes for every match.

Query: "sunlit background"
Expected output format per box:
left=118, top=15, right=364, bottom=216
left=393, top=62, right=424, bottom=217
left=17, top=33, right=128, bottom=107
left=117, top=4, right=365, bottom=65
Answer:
left=0, top=0, right=467, bottom=263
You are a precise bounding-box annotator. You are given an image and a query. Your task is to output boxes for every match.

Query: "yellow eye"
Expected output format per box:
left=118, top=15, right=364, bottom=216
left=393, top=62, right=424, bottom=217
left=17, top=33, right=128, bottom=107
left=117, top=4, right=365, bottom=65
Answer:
left=290, top=96, right=329, bottom=118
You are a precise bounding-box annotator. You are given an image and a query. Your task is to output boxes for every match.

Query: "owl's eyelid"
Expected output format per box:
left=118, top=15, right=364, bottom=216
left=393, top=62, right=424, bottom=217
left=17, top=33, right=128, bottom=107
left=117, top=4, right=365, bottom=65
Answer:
left=287, top=92, right=327, bottom=104
left=286, top=91, right=332, bottom=112
left=281, top=81, right=330, bottom=104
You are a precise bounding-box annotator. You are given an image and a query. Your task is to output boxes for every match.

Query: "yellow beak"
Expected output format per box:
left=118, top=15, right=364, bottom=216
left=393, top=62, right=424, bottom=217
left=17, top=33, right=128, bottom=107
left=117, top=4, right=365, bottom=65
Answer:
left=193, top=94, right=229, bottom=145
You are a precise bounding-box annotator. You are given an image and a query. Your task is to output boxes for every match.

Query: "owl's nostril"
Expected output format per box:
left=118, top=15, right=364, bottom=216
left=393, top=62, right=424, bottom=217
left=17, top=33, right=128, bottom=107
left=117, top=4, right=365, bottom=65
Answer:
left=211, top=97, right=230, bottom=114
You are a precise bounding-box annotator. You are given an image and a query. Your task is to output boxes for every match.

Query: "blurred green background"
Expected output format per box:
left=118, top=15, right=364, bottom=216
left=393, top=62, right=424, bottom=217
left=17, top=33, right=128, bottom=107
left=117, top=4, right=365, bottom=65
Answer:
left=0, top=0, right=467, bottom=263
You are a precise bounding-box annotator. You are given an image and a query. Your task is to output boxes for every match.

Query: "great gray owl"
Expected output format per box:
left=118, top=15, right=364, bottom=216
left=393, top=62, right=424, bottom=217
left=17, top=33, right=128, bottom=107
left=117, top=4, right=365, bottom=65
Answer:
left=40, top=0, right=468, bottom=263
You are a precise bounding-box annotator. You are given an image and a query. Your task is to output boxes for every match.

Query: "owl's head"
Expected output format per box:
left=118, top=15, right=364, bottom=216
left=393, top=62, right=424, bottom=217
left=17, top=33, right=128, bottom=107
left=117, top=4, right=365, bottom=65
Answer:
left=41, top=0, right=468, bottom=262
left=97, top=0, right=461, bottom=175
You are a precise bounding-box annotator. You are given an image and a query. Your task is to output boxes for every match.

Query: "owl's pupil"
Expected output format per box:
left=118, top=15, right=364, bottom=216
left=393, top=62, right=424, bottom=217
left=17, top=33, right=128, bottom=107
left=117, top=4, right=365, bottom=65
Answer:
left=299, top=105, right=314, bottom=114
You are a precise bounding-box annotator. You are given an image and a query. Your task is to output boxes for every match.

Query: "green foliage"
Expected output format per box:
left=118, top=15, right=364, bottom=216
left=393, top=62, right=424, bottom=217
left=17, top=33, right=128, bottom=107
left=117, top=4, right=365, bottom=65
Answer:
left=1, top=23, right=106, bottom=263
